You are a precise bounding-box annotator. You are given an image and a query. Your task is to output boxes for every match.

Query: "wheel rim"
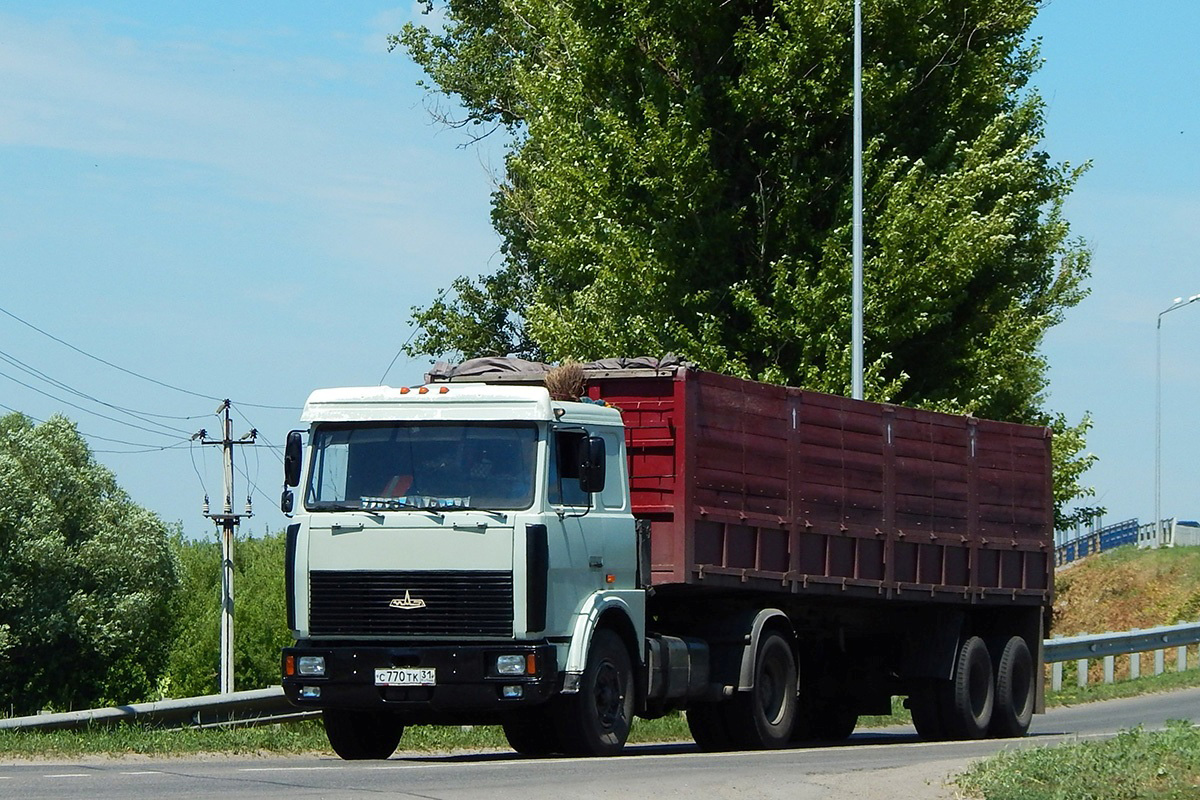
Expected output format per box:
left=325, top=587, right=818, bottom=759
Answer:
left=758, top=654, right=787, bottom=724
left=593, top=658, right=625, bottom=730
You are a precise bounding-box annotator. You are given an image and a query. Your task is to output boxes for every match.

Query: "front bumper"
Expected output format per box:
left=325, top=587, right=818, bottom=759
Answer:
left=282, top=642, right=559, bottom=725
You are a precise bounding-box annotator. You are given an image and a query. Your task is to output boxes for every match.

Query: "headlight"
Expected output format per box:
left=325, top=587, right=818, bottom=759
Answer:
left=297, top=656, right=326, bottom=676
left=496, top=655, right=528, bottom=675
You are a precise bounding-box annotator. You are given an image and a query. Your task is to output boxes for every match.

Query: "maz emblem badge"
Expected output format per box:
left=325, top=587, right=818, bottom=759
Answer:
left=389, top=590, right=427, bottom=610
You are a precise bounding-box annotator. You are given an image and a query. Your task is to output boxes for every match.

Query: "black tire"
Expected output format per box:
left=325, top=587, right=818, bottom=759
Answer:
left=808, top=701, right=858, bottom=741
left=792, top=686, right=858, bottom=743
left=322, top=709, right=404, bottom=760
left=558, top=629, right=634, bottom=756
left=944, top=635, right=994, bottom=740
left=907, top=681, right=947, bottom=741
left=726, top=632, right=797, bottom=750
left=687, top=702, right=737, bottom=752
left=990, top=636, right=1035, bottom=738
left=503, top=707, right=560, bottom=756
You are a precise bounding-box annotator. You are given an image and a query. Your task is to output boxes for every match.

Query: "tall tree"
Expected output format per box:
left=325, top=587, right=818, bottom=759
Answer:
left=0, top=413, right=178, bottom=713
left=395, top=0, right=1096, bottom=524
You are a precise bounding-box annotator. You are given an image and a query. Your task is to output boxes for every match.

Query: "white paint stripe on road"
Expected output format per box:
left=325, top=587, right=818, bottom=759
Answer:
left=44, top=773, right=89, bottom=778
left=239, top=766, right=345, bottom=773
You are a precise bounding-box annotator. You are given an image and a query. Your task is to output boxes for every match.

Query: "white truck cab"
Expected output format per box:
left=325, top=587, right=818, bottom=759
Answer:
left=281, top=382, right=644, bottom=757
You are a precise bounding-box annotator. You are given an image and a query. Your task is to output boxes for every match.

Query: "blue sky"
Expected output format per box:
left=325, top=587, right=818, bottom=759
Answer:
left=0, top=1, right=1197, bottom=537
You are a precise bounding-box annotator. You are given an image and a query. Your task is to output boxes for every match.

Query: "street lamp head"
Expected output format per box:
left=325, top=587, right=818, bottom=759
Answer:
left=1173, top=297, right=1183, bottom=304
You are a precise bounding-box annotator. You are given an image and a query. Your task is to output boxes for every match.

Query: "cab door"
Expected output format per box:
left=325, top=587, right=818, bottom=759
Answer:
left=544, top=426, right=637, bottom=634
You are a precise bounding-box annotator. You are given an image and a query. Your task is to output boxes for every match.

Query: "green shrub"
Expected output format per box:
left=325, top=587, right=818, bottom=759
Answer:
left=163, top=531, right=290, bottom=696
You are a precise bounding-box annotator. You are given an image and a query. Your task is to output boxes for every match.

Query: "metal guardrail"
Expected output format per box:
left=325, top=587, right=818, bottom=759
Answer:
left=4, top=623, right=1200, bottom=732
left=1045, top=620, right=1200, bottom=691
left=0, top=686, right=316, bottom=732
left=1044, top=620, right=1200, bottom=663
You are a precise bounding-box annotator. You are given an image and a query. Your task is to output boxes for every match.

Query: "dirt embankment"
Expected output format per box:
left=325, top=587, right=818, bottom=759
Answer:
left=1053, top=546, right=1200, bottom=680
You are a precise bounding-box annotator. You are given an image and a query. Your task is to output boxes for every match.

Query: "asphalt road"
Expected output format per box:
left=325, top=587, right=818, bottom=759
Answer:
left=5, top=687, right=1200, bottom=800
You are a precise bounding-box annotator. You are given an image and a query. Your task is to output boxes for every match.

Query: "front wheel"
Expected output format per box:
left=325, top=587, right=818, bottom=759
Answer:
left=557, top=629, right=634, bottom=756
left=322, top=709, right=404, bottom=760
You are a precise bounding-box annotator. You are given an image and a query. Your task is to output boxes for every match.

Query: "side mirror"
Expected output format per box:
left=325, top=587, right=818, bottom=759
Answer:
left=578, top=436, right=606, bottom=494
left=284, top=430, right=304, bottom=488
left=280, top=489, right=294, bottom=514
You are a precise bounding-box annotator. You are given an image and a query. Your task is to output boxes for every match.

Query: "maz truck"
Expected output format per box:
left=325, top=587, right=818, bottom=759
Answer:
left=280, top=358, right=1053, bottom=758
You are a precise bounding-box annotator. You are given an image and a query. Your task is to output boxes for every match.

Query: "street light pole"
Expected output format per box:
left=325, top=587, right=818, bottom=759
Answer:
left=851, top=0, right=864, bottom=401
left=1155, top=294, right=1200, bottom=546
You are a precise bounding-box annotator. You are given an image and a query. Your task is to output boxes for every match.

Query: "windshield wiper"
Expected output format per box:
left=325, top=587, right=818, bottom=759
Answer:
left=436, top=503, right=509, bottom=520
left=314, top=502, right=367, bottom=512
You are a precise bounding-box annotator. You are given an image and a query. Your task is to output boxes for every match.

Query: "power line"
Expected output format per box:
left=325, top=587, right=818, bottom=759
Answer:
left=0, top=367, right=197, bottom=440
left=0, top=347, right=199, bottom=435
left=0, top=401, right=191, bottom=452
left=0, top=303, right=301, bottom=411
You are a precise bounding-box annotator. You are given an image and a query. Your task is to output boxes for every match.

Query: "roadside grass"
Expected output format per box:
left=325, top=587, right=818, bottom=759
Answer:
left=956, top=720, right=1200, bottom=800
left=0, top=714, right=690, bottom=760
left=4, top=668, right=1199, bottom=759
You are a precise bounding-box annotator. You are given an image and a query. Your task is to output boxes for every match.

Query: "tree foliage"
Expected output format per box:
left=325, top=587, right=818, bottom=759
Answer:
left=0, top=413, right=177, bottom=714
left=395, top=0, right=1097, bottom=523
left=164, top=531, right=291, bottom=697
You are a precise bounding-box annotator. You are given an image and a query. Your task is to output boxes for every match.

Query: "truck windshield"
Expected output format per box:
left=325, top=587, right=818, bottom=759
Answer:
left=305, top=422, right=538, bottom=512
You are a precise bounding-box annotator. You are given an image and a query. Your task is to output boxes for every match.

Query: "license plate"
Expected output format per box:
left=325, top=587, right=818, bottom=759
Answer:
left=374, top=667, right=436, bottom=686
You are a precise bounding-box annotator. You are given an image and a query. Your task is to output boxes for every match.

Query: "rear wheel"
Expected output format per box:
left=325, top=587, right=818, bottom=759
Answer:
left=726, top=632, right=797, bottom=750
left=944, top=636, right=994, bottom=740
left=323, top=709, right=404, bottom=760
left=990, top=636, right=1035, bottom=738
left=557, top=629, right=634, bottom=756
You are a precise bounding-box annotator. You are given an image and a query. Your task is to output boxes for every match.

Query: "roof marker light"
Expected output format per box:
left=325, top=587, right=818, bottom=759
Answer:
left=439, top=387, right=449, bottom=394
left=418, top=386, right=429, bottom=394
left=400, top=387, right=410, bottom=395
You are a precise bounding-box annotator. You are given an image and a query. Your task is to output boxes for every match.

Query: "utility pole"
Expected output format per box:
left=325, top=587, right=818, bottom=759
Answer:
left=196, top=400, right=256, bottom=695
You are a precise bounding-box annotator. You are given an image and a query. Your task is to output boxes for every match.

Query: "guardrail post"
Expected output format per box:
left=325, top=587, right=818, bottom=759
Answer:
left=1052, top=660, right=1063, bottom=692
left=1130, top=652, right=1140, bottom=680
left=1155, top=649, right=1165, bottom=675
left=1077, top=658, right=1089, bottom=688
left=1178, top=646, right=1188, bottom=672
left=1103, top=655, right=1114, bottom=683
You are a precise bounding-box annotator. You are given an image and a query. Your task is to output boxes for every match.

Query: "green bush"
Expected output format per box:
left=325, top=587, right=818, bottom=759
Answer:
left=163, top=530, right=291, bottom=696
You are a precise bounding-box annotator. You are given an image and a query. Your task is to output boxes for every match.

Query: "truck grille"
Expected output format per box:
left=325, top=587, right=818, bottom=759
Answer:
left=309, top=570, right=513, bottom=637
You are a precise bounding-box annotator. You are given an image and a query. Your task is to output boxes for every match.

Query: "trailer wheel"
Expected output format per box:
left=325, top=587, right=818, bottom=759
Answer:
left=727, top=632, right=797, bottom=749
left=792, top=689, right=858, bottom=742
left=945, top=635, right=994, bottom=739
left=989, top=636, right=1034, bottom=738
left=559, top=629, right=634, bottom=756
left=906, top=682, right=947, bottom=741
left=502, top=708, right=560, bottom=756
left=322, top=709, right=404, bottom=760
left=809, top=702, right=858, bottom=741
